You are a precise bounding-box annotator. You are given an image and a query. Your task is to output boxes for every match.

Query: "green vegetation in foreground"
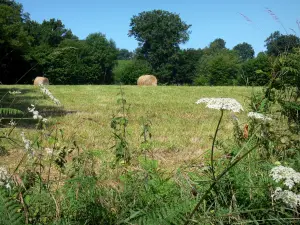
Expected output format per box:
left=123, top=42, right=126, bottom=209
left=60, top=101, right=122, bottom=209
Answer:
left=1, top=83, right=300, bottom=224
left=1, top=85, right=256, bottom=168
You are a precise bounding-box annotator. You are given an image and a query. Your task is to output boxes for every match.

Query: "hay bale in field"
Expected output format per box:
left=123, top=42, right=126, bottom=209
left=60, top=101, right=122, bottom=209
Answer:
left=34, top=77, right=49, bottom=85
left=137, top=75, right=157, bottom=86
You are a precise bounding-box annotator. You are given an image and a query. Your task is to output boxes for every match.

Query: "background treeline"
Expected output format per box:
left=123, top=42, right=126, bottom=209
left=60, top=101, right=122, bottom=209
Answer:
left=1, top=0, right=300, bottom=85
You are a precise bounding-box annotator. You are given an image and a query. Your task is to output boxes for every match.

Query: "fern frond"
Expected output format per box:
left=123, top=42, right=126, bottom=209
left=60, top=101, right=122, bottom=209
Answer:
left=129, top=200, right=195, bottom=225
left=0, top=108, right=23, bottom=116
left=0, top=188, right=24, bottom=225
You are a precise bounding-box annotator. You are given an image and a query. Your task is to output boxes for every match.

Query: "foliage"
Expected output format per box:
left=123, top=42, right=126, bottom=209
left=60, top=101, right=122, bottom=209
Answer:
left=240, top=52, right=271, bottom=86
left=129, top=9, right=191, bottom=83
left=85, top=33, right=118, bottom=84
left=113, top=59, right=152, bottom=84
left=1, top=84, right=300, bottom=224
left=195, top=49, right=241, bottom=85
left=118, top=157, right=195, bottom=225
left=0, top=1, right=32, bottom=84
left=59, top=176, right=116, bottom=224
left=32, top=34, right=118, bottom=84
left=111, top=85, right=131, bottom=164
left=173, top=48, right=202, bottom=84
left=0, top=188, right=25, bottom=225
left=206, top=38, right=227, bottom=54
left=265, top=31, right=300, bottom=56
left=117, top=48, right=133, bottom=60
left=0, top=107, right=23, bottom=116
left=233, top=42, right=255, bottom=62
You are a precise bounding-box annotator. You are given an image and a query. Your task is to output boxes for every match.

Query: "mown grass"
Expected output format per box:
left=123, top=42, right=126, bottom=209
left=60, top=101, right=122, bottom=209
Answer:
left=0, top=85, right=259, bottom=169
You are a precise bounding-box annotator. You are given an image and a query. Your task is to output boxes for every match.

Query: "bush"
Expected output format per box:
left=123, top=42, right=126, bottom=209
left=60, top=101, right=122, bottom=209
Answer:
left=113, top=60, right=152, bottom=84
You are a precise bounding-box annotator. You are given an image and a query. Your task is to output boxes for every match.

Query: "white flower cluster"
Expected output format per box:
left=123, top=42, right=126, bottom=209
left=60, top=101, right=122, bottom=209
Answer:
left=196, top=98, right=244, bottom=113
left=0, top=167, right=11, bottom=189
left=8, top=90, right=21, bottom=95
left=28, top=104, right=47, bottom=123
left=272, top=187, right=300, bottom=208
left=20, top=132, right=34, bottom=156
left=270, top=166, right=300, bottom=208
left=248, top=112, right=272, bottom=121
left=9, top=119, right=16, bottom=126
left=39, top=84, right=61, bottom=106
left=270, top=166, right=300, bottom=189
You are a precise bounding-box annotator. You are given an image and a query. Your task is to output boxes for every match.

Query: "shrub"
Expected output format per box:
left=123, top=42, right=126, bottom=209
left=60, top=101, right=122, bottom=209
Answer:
left=113, top=60, right=152, bottom=84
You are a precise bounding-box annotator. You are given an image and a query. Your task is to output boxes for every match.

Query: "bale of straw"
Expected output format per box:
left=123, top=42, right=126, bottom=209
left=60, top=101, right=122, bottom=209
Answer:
left=34, top=77, right=49, bottom=85
left=137, top=75, right=157, bottom=86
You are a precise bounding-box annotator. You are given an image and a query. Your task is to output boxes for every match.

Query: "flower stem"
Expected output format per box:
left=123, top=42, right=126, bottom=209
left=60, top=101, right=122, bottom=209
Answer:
left=211, top=109, right=224, bottom=180
left=184, top=143, right=258, bottom=225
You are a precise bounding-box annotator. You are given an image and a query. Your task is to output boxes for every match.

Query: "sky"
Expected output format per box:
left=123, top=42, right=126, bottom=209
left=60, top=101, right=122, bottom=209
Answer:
left=18, top=0, right=300, bottom=55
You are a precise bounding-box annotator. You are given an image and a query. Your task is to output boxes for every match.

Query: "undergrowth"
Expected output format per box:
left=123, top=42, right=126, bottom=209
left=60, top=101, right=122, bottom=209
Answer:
left=0, top=72, right=300, bottom=224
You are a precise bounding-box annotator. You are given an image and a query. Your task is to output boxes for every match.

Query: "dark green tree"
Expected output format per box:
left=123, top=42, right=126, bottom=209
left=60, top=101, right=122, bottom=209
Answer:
left=0, top=0, right=32, bottom=84
left=239, top=52, right=271, bottom=86
left=265, top=31, right=300, bottom=56
left=209, top=38, right=226, bottom=51
left=174, top=48, right=202, bottom=84
left=24, top=18, right=77, bottom=48
left=195, top=49, right=241, bottom=86
left=129, top=10, right=191, bottom=83
left=233, top=42, right=255, bottom=62
left=85, top=33, right=118, bottom=84
left=39, top=33, right=118, bottom=84
left=117, top=48, right=133, bottom=60
left=113, top=60, right=152, bottom=84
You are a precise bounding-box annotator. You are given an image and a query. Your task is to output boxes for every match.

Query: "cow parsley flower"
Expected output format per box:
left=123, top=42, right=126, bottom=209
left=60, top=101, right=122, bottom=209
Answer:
left=270, top=166, right=300, bottom=189
left=272, top=187, right=300, bottom=208
left=196, top=98, right=244, bottom=113
left=248, top=112, right=272, bottom=121
left=39, top=84, right=61, bottom=106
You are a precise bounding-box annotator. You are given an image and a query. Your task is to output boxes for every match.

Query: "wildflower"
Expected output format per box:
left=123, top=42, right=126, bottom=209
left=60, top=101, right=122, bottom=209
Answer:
left=247, top=112, right=272, bottom=121
left=0, top=167, right=9, bottom=187
left=272, top=187, right=300, bottom=208
left=39, top=84, right=61, bottom=106
left=196, top=98, right=244, bottom=113
left=20, top=132, right=34, bottom=156
left=28, top=104, right=47, bottom=122
left=9, top=119, right=16, bottom=126
left=270, top=166, right=300, bottom=189
left=5, top=183, right=11, bottom=189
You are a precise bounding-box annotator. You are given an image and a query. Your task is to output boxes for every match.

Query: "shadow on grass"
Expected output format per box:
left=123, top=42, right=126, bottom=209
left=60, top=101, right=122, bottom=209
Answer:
left=0, top=86, right=77, bottom=128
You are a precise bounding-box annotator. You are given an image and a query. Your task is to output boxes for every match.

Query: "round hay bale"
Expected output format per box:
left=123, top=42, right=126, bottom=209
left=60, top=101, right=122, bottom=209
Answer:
left=34, top=77, right=49, bottom=85
left=137, top=75, right=157, bottom=86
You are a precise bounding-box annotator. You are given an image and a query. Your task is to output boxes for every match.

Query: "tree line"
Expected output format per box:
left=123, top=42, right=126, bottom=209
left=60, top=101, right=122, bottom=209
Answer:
left=1, top=0, right=300, bottom=85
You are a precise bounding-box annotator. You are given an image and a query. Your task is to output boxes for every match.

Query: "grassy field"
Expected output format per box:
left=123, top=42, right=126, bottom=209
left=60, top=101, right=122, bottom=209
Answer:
left=1, top=85, right=258, bottom=169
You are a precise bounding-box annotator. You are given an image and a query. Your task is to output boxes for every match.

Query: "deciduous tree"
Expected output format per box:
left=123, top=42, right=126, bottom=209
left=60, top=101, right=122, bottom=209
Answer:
left=129, top=10, right=191, bottom=83
left=233, top=42, right=255, bottom=62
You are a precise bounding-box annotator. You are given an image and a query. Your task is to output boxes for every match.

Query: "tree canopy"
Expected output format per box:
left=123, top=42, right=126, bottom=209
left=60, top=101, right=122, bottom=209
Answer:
left=233, top=42, right=255, bottom=62
left=1, top=1, right=300, bottom=87
left=129, top=9, right=191, bottom=83
left=265, top=31, right=300, bottom=56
